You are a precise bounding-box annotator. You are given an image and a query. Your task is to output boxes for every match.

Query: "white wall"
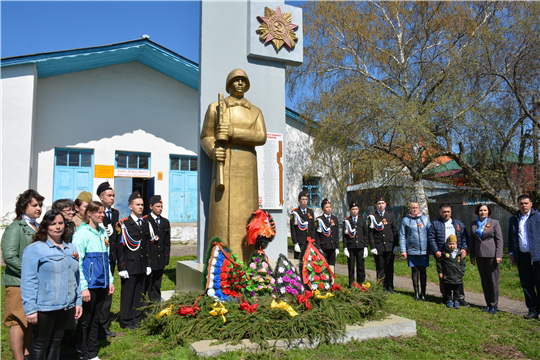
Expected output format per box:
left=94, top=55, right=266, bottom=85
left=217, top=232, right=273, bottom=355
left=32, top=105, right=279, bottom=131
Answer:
left=31, top=62, right=199, bottom=216
left=1, top=64, right=38, bottom=216
left=285, top=119, right=347, bottom=222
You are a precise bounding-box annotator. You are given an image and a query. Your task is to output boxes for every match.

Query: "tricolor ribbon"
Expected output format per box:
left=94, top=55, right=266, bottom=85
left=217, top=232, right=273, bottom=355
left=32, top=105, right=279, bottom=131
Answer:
left=292, top=211, right=309, bottom=231
left=271, top=300, right=298, bottom=317
left=344, top=219, right=357, bottom=237
left=314, top=290, right=334, bottom=299
left=239, top=299, right=258, bottom=314
left=368, top=215, right=384, bottom=231
left=156, top=305, right=174, bottom=319
left=119, top=222, right=141, bottom=251
left=317, top=218, right=332, bottom=237
left=176, top=304, right=200, bottom=316
left=297, top=290, right=313, bottom=310
left=209, top=302, right=228, bottom=323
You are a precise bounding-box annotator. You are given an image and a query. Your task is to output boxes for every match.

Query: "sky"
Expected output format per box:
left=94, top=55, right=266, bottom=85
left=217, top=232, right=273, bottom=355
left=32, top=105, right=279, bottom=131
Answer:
left=1, top=1, right=305, bottom=107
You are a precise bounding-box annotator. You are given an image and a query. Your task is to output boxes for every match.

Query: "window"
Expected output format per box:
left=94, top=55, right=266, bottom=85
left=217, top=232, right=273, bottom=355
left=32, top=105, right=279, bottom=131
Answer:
left=55, top=149, right=93, bottom=168
left=302, top=176, right=321, bottom=207
left=170, top=155, right=197, bottom=171
left=115, top=152, right=151, bottom=169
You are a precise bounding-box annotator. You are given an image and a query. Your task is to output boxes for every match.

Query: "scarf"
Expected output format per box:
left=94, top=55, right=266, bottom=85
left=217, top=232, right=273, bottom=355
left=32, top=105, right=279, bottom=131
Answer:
left=476, top=217, right=488, bottom=238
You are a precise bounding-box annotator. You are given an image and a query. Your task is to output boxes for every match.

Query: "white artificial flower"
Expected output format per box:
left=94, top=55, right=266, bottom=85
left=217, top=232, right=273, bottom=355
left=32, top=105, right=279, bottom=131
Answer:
left=311, top=284, right=317, bottom=290
left=207, top=289, right=215, bottom=297
left=283, top=261, right=289, bottom=266
left=210, top=266, right=215, bottom=274
left=211, top=258, right=217, bottom=266
left=213, top=248, right=220, bottom=257
left=277, top=278, right=283, bottom=284
left=280, top=287, right=286, bottom=294
left=278, top=266, right=285, bottom=273
left=208, top=280, right=214, bottom=288
left=324, top=283, right=330, bottom=289
left=291, top=266, right=296, bottom=271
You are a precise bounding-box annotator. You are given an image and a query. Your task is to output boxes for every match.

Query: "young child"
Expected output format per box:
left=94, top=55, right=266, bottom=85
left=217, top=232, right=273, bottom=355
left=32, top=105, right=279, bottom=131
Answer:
left=437, top=234, right=466, bottom=308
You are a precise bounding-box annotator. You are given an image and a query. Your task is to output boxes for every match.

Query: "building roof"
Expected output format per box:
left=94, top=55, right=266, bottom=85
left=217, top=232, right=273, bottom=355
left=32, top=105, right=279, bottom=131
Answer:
left=2, top=38, right=303, bottom=124
left=2, top=39, right=200, bottom=89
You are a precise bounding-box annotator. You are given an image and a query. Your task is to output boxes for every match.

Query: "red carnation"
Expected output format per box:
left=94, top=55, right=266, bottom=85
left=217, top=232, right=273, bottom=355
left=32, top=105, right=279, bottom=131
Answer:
left=321, top=274, right=327, bottom=281
left=318, top=282, right=325, bottom=290
left=314, top=265, right=323, bottom=274
left=314, top=275, right=320, bottom=281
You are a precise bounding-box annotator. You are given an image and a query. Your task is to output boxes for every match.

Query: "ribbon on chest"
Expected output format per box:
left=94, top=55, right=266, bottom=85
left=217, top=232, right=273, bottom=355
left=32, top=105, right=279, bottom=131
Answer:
left=118, top=221, right=142, bottom=251
left=368, top=214, right=385, bottom=231
left=292, top=210, right=309, bottom=231
left=317, top=218, right=332, bottom=237
left=344, top=218, right=357, bottom=237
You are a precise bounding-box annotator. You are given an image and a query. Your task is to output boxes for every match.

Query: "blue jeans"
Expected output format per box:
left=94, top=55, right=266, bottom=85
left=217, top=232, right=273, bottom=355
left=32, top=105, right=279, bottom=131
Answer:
left=517, top=251, right=540, bottom=315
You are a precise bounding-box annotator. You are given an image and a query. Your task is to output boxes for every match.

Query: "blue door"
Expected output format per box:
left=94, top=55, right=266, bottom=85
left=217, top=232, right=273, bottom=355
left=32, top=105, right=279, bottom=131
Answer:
left=169, top=156, right=198, bottom=222
left=53, top=149, right=93, bottom=201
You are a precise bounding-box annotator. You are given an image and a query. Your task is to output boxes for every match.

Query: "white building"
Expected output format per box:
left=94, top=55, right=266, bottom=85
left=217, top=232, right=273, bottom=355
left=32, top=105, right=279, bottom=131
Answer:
left=1, top=38, right=346, bottom=226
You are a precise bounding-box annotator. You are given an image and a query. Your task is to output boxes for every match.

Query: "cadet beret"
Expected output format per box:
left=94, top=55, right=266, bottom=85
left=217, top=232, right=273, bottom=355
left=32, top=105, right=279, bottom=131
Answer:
left=149, top=195, right=162, bottom=205
left=298, top=191, right=309, bottom=200
left=349, top=201, right=359, bottom=209
left=321, top=199, right=331, bottom=208
left=76, top=191, right=92, bottom=203
left=128, top=191, right=142, bottom=203
left=374, top=195, right=385, bottom=203
left=96, top=181, right=113, bottom=196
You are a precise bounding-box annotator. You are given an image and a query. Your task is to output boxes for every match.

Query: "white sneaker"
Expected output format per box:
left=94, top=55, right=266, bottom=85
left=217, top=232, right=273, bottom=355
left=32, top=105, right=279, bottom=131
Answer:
left=89, top=357, right=101, bottom=360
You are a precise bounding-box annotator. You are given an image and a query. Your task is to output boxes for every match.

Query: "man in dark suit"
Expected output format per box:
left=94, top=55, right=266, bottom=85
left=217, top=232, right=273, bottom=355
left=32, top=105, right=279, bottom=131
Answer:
left=290, top=191, right=316, bottom=259
left=368, top=196, right=398, bottom=293
left=116, top=191, right=151, bottom=330
left=343, top=201, right=368, bottom=286
left=508, top=194, right=540, bottom=320
left=96, top=181, right=120, bottom=339
left=316, top=199, right=340, bottom=273
left=144, top=195, right=171, bottom=302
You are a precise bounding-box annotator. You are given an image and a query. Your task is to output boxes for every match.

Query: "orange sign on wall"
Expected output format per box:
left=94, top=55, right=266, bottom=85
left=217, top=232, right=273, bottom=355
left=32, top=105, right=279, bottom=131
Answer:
left=94, top=165, right=114, bottom=178
left=158, top=172, right=163, bottom=180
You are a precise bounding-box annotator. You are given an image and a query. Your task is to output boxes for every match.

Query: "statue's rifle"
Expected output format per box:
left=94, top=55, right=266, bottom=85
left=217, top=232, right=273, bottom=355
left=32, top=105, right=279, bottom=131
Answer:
left=215, top=93, right=227, bottom=191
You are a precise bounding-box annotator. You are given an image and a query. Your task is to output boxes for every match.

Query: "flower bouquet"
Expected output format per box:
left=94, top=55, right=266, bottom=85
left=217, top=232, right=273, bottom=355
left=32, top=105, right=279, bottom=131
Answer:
left=243, top=251, right=275, bottom=297
left=273, top=253, right=304, bottom=297
left=301, top=237, right=335, bottom=292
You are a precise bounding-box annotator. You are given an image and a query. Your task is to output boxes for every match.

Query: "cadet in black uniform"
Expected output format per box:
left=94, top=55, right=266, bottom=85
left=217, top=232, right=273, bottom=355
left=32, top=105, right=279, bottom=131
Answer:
left=289, top=191, right=316, bottom=259
left=144, top=195, right=171, bottom=302
left=316, top=199, right=340, bottom=272
left=97, top=181, right=120, bottom=339
left=116, top=191, right=151, bottom=330
left=368, top=196, right=398, bottom=293
left=343, top=201, right=368, bottom=286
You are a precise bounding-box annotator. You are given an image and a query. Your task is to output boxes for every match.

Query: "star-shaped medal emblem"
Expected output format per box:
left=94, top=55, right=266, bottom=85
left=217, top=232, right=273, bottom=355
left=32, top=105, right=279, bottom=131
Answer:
left=256, top=6, right=298, bottom=51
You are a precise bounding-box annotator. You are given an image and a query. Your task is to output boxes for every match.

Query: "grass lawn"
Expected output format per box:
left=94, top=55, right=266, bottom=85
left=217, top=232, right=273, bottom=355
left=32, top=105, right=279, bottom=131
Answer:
left=3, top=255, right=539, bottom=359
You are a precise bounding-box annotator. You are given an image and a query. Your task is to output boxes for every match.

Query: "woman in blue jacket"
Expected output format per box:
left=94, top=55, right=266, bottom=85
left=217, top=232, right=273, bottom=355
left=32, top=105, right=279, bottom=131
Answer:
left=73, top=201, right=115, bottom=360
left=399, top=202, right=431, bottom=301
left=21, top=209, right=82, bottom=360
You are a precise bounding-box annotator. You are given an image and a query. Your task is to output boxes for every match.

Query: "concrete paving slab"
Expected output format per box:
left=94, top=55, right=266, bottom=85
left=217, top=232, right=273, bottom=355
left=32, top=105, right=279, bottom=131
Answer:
left=189, top=314, right=416, bottom=357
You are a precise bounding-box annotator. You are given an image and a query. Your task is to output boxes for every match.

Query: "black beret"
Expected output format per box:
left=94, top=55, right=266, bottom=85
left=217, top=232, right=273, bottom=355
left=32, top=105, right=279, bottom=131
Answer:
left=149, top=195, right=162, bottom=205
left=321, top=199, right=331, bottom=208
left=349, top=201, right=359, bottom=209
left=375, top=195, right=385, bottom=203
left=96, top=181, right=113, bottom=196
left=128, top=191, right=142, bottom=203
left=298, top=191, right=308, bottom=200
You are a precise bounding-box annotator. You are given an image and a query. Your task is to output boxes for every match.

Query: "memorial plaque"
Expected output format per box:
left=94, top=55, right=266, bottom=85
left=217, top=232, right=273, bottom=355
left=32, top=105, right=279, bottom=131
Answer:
left=257, top=133, right=284, bottom=210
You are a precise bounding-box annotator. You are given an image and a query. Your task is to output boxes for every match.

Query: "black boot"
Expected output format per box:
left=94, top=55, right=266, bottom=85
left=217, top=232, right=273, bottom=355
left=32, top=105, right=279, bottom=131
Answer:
left=413, top=286, right=420, bottom=301
left=421, top=286, right=427, bottom=301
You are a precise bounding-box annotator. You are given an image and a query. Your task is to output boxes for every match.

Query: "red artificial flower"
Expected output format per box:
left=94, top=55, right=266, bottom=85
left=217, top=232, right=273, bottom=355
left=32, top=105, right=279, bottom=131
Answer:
left=331, top=284, right=341, bottom=292
left=314, top=275, right=320, bottom=282
left=176, top=304, right=200, bottom=316
left=319, top=282, right=325, bottom=290
left=220, top=273, right=229, bottom=280
left=240, top=299, right=258, bottom=314
left=314, top=265, right=323, bottom=274
left=321, top=274, right=327, bottom=281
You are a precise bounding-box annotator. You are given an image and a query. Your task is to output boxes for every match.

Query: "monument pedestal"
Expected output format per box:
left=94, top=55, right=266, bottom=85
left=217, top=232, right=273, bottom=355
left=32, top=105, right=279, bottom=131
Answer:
left=176, top=259, right=302, bottom=292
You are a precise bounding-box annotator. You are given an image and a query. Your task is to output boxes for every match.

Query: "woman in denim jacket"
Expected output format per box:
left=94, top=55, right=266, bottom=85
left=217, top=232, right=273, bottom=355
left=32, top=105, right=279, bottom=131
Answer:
left=21, top=209, right=83, bottom=360
left=399, top=202, right=431, bottom=301
left=73, top=201, right=114, bottom=360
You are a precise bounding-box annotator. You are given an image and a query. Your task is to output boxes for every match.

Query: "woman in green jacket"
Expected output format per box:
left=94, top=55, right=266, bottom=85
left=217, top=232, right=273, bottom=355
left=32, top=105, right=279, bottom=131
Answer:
left=2, top=189, right=44, bottom=360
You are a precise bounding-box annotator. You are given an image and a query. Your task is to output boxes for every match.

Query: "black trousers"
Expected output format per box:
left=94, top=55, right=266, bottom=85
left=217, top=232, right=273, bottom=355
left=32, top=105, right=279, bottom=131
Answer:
left=374, top=251, right=394, bottom=291
left=120, top=273, right=145, bottom=329
left=322, top=249, right=336, bottom=266
left=477, top=257, right=500, bottom=308
left=347, top=248, right=366, bottom=285
left=76, top=288, right=107, bottom=359
left=99, top=261, right=115, bottom=333
left=144, top=269, right=164, bottom=302
left=517, top=251, right=540, bottom=315
left=444, top=283, right=461, bottom=301
left=437, top=258, right=466, bottom=302
left=30, top=309, right=71, bottom=360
